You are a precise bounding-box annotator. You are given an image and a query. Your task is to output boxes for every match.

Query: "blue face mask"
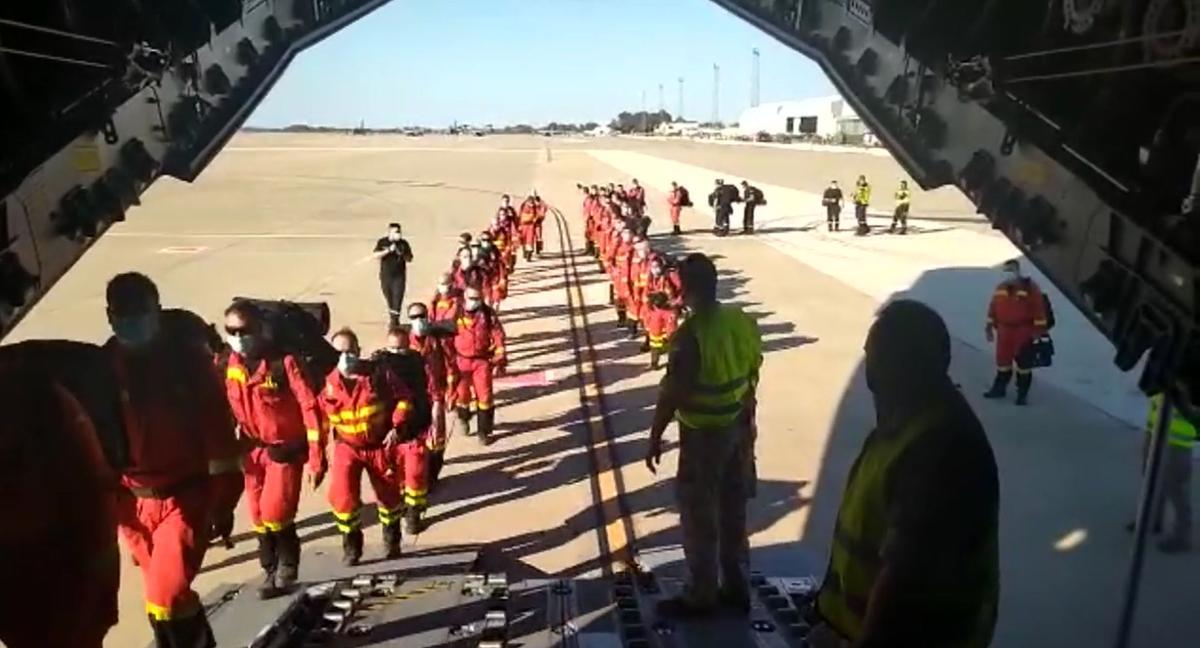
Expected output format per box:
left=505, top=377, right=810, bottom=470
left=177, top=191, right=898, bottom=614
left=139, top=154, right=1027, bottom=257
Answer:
left=112, top=313, right=160, bottom=348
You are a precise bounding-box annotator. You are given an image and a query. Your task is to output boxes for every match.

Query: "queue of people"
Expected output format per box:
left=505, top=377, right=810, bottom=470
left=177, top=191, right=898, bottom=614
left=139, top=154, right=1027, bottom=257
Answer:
left=579, top=182, right=685, bottom=369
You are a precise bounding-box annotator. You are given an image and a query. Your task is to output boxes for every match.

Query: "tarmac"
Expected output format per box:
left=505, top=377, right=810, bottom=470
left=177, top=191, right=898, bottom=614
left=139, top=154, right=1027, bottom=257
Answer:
left=7, top=133, right=1196, bottom=647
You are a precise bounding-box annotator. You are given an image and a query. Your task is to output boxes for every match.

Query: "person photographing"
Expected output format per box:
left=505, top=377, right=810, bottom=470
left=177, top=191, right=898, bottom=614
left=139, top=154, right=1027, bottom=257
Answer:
left=374, top=223, right=414, bottom=327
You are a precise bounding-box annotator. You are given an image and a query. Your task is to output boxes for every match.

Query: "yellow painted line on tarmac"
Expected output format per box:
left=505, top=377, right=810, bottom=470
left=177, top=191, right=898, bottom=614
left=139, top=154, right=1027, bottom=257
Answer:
left=552, top=206, right=638, bottom=576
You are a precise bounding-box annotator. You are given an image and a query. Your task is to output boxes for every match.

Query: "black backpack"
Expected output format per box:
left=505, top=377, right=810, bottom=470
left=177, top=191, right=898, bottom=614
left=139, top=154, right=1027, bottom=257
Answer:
left=231, top=298, right=338, bottom=392
left=678, top=186, right=693, bottom=207
left=370, top=350, right=433, bottom=438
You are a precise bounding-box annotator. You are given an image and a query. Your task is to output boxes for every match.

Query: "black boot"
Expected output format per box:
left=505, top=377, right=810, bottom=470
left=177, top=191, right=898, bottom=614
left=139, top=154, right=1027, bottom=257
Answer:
left=456, top=406, right=473, bottom=436
left=537, top=240, right=544, bottom=255
left=150, top=614, right=216, bottom=648
left=983, top=371, right=1012, bottom=399
left=672, top=225, right=681, bottom=235
left=342, top=529, right=363, bottom=567
left=627, top=322, right=640, bottom=340
left=650, top=349, right=662, bottom=370
left=428, top=449, right=446, bottom=488
left=1015, top=372, right=1032, bottom=405
left=382, top=521, right=402, bottom=560
left=256, top=532, right=281, bottom=599
left=275, top=525, right=300, bottom=592
left=616, top=307, right=627, bottom=327
left=477, top=408, right=495, bottom=446
left=833, top=218, right=840, bottom=231
left=404, top=506, right=422, bottom=535
left=608, top=285, right=616, bottom=305
left=640, top=336, right=651, bottom=353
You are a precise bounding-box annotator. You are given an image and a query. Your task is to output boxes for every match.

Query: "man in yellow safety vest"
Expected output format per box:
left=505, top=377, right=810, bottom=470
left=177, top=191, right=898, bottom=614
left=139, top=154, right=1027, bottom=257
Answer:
left=810, top=300, right=1000, bottom=648
left=1134, top=393, right=1195, bottom=554
left=645, top=252, right=763, bottom=617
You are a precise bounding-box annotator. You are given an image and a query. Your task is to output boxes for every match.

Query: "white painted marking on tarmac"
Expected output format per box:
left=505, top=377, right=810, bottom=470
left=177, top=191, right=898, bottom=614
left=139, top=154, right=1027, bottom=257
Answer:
left=156, top=245, right=208, bottom=254
left=225, top=146, right=540, bottom=153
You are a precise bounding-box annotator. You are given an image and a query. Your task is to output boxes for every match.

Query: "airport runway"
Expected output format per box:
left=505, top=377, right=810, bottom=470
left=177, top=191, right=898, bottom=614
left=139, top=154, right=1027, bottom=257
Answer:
left=8, top=134, right=1195, bottom=647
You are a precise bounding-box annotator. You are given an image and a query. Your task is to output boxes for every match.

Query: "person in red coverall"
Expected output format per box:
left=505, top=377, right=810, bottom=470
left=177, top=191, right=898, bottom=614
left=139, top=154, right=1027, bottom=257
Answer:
left=642, top=292, right=679, bottom=370
left=628, top=178, right=647, bottom=216
left=668, top=181, right=685, bottom=235
left=595, top=203, right=614, bottom=269
left=451, top=246, right=487, bottom=290
left=647, top=254, right=684, bottom=308
left=612, top=229, right=636, bottom=327
left=628, top=239, right=653, bottom=340
left=221, top=300, right=325, bottom=598
left=530, top=190, right=549, bottom=256
left=983, top=259, right=1048, bottom=405
left=104, top=272, right=242, bottom=648
left=430, top=273, right=463, bottom=406
left=490, top=214, right=516, bottom=277
left=582, top=185, right=599, bottom=255
left=477, top=231, right=508, bottom=310
left=406, top=302, right=455, bottom=488
left=0, top=371, right=118, bottom=648
left=321, top=327, right=414, bottom=564
left=518, top=194, right=542, bottom=262
left=382, top=327, right=432, bottom=534
left=449, top=286, right=507, bottom=445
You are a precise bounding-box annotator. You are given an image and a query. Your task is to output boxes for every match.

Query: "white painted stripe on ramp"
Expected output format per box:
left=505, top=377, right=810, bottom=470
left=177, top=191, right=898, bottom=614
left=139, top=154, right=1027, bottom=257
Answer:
left=588, top=149, right=1147, bottom=426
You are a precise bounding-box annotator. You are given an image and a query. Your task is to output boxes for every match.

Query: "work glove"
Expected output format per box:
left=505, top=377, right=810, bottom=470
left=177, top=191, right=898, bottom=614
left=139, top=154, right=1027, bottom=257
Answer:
left=493, top=362, right=507, bottom=377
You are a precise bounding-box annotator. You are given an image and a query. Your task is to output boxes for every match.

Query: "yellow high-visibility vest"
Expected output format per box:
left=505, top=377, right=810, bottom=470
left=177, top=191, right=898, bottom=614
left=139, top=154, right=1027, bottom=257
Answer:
left=675, top=305, right=762, bottom=429
left=1147, top=394, right=1197, bottom=449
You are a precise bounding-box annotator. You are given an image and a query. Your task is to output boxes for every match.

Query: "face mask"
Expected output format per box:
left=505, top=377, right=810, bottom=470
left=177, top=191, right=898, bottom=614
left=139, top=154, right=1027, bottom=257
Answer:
left=113, top=313, right=160, bottom=348
left=459, top=256, right=472, bottom=267
left=411, top=318, right=429, bottom=336
left=482, top=242, right=493, bottom=249
left=1006, top=269, right=1020, bottom=280
left=385, top=346, right=404, bottom=354
left=651, top=267, right=662, bottom=277
left=437, top=283, right=450, bottom=295
left=337, top=352, right=360, bottom=376
left=388, top=232, right=401, bottom=242
left=227, top=334, right=255, bottom=355
left=465, top=299, right=482, bottom=312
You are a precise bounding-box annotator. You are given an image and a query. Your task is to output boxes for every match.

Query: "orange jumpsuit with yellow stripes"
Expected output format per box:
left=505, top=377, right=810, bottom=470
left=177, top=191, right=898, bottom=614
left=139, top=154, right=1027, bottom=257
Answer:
left=224, top=353, right=322, bottom=534
left=987, top=279, right=1047, bottom=372
left=319, top=368, right=412, bottom=534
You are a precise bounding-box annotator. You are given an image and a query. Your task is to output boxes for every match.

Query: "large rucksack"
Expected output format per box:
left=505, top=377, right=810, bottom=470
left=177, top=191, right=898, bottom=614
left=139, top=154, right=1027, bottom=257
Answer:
left=230, top=298, right=338, bottom=392
left=370, top=350, right=433, bottom=437
left=678, top=186, right=693, bottom=207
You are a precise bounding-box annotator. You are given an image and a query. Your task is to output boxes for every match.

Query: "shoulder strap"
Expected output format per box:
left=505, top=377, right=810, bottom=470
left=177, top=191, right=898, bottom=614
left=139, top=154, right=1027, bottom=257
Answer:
left=266, top=357, right=290, bottom=390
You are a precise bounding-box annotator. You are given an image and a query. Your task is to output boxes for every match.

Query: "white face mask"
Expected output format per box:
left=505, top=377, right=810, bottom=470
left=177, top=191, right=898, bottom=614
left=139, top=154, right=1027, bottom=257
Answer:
left=459, top=256, right=472, bottom=267
left=388, top=232, right=401, bottom=241
left=411, top=318, right=429, bottom=336
left=227, top=334, right=247, bottom=355
left=465, top=299, right=482, bottom=312
left=337, top=352, right=360, bottom=376
left=437, top=284, right=450, bottom=294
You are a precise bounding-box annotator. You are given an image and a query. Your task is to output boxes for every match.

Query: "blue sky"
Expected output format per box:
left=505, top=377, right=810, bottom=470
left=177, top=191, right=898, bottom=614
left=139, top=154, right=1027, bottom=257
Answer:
left=248, top=0, right=833, bottom=128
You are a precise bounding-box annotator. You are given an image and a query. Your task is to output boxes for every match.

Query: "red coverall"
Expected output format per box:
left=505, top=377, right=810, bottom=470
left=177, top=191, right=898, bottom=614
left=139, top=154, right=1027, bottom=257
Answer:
left=395, top=333, right=452, bottom=510
left=320, top=369, right=412, bottom=534
left=480, top=252, right=508, bottom=307
left=430, top=289, right=463, bottom=406
left=644, top=305, right=679, bottom=354
left=668, top=187, right=683, bottom=226
left=648, top=269, right=683, bottom=307
left=628, top=254, right=651, bottom=323
left=533, top=198, right=548, bottom=252
left=490, top=223, right=515, bottom=284
left=518, top=201, right=540, bottom=252
left=987, top=279, right=1047, bottom=372
left=583, top=195, right=598, bottom=244
left=612, top=241, right=635, bottom=307
left=453, top=305, right=507, bottom=412
left=595, top=212, right=613, bottom=265
left=108, top=340, right=243, bottom=634
left=0, top=376, right=118, bottom=648
left=628, top=186, right=646, bottom=215
left=224, top=353, right=322, bottom=533
left=451, top=261, right=487, bottom=291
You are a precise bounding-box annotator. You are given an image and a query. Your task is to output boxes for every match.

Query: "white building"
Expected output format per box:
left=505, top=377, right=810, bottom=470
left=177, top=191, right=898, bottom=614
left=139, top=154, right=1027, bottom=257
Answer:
left=737, top=96, right=867, bottom=140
